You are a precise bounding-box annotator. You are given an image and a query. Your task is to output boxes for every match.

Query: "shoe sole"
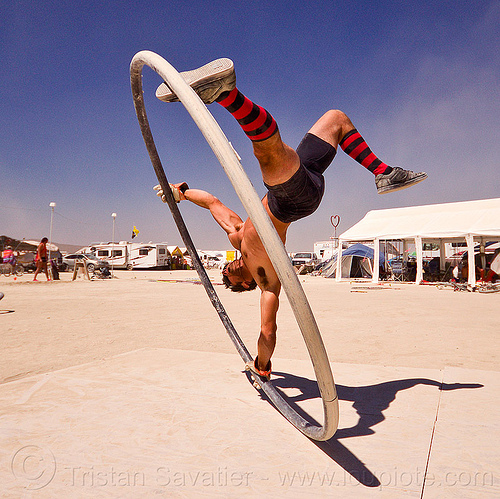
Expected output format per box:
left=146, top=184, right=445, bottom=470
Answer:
left=244, top=361, right=271, bottom=382
left=378, top=172, right=428, bottom=194
left=156, top=58, right=234, bottom=102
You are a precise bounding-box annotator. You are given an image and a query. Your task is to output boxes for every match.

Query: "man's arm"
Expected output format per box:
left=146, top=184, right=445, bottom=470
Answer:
left=256, top=288, right=280, bottom=370
left=260, top=289, right=279, bottom=335
left=156, top=183, right=244, bottom=238
left=184, top=188, right=244, bottom=236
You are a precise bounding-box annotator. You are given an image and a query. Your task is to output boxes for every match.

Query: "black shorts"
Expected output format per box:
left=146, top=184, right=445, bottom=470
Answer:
left=265, top=133, right=336, bottom=223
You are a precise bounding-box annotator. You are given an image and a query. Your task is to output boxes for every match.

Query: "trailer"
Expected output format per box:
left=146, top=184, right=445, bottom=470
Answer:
left=78, top=242, right=169, bottom=270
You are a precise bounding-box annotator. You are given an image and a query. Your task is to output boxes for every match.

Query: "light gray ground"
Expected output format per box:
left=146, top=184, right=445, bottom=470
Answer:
left=0, top=270, right=498, bottom=497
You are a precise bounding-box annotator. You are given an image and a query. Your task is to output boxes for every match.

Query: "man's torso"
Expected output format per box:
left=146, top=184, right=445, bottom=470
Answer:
left=237, top=196, right=289, bottom=293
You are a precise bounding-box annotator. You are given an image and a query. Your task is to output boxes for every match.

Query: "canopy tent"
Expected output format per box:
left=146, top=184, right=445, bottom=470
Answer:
left=491, top=250, right=500, bottom=275
left=0, top=236, right=37, bottom=252
left=166, top=245, right=184, bottom=257
left=320, top=243, right=384, bottom=279
left=24, top=240, right=60, bottom=253
left=336, top=198, right=500, bottom=285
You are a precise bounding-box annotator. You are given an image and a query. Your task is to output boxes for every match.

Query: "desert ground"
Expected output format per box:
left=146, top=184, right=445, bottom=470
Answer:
left=1, top=269, right=497, bottom=382
left=0, top=269, right=498, bottom=497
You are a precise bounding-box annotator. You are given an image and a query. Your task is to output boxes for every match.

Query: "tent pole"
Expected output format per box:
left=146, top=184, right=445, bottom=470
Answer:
left=415, top=236, right=423, bottom=283
left=439, top=239, right=446, bottom=273
left=372, top=238, right=380, bottom=283
left=466, top=234, right=476, bottom=287
left=335, top=241, right=343, bottom=281
left=480, top=238, right=486, bottom=272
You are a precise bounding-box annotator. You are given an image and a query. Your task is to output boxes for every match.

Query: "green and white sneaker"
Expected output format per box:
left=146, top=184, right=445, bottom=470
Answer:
left=375, top=167, right=428, bottom=194
left=156, top=58, right=236, bottom=104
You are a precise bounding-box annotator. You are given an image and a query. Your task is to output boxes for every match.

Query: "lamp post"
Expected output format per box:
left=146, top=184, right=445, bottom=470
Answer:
left=111, top=213, right=117, bottom=277
left=330, top=214, right=340, bottom=259
left=48, top=202, right=56, bottom=277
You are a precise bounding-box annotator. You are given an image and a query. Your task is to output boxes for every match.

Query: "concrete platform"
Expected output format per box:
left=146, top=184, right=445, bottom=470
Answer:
left=1, top=348, right=497, bottom=497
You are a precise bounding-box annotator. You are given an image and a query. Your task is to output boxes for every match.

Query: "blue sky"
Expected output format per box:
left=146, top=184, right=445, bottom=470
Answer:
left=1, top=0, right=499, bottom=251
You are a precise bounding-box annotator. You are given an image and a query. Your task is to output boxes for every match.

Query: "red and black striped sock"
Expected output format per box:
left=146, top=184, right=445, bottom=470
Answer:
left=339, top=129, right=393, bottom=175
left=216, top=88, right=278, bottom=142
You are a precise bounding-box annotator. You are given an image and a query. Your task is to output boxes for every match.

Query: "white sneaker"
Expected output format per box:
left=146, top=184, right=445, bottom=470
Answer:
left=156, top=58, right=236, bottom=104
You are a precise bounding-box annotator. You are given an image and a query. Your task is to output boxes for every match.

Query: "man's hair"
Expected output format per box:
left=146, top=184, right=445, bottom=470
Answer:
left=222, top=262, right=258, bottom=293
left=41, top=237, right=48, bottom=243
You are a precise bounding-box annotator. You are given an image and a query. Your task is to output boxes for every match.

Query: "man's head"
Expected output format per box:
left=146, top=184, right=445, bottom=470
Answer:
left=222, top=258, right=257, bottom=293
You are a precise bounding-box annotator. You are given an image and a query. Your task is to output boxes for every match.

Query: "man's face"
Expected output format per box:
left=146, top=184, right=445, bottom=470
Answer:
left=222, top=258, right=254, bottom=289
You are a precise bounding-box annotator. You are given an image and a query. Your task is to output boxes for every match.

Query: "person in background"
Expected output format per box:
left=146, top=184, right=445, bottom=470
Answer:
left=1, top=246, right=15, bottom=265
left=33, top=237, right=50, bottom=281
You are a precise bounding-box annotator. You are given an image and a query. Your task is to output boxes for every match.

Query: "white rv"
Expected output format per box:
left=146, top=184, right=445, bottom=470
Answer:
left=79, top=242, right=169, bottom=270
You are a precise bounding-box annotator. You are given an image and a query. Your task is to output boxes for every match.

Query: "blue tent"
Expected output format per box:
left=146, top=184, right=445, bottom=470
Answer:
left=342, top=243, right=385, bottom=266
left=319, top=243, right=385, bottom=278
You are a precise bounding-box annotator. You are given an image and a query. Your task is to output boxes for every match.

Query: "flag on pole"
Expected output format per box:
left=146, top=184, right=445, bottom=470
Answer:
left=132, top=226, right=139, bottom=239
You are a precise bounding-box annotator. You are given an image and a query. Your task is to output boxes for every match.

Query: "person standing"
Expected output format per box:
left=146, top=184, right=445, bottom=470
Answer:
left=33, top=237, right=50, bottom=281
left=2, top=246, right=15, bottom=265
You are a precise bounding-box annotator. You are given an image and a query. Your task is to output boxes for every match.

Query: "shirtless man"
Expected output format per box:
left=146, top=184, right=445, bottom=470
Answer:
left=154, top=59, right=427, bottom=379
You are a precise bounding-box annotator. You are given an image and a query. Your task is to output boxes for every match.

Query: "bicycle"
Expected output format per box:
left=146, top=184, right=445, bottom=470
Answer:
left=477, top=282, right=500, bottom=294
left=437, top=281, right=469, bottom=292
left=0, top=262, right=24, bottom=277
left=437, top=281, right=500, bottom=293
left=90, top=267, right=112, bottom=279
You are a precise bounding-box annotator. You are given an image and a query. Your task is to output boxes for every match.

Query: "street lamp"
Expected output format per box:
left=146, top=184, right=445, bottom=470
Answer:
left=330, top=214, right=340, bottom=258
left=111, top=213, right=117, bottom=277
left=48, top=202, right=56, bottom=273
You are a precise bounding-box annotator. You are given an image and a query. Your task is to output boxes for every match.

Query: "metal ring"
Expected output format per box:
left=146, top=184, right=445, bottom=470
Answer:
left=130, top=51, right=338, bottom=440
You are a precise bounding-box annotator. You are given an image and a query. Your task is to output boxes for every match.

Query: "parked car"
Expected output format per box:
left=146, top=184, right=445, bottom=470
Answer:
left=61, top=254, right=109, bottom=273
left=291, top=252, right=320, bottom=267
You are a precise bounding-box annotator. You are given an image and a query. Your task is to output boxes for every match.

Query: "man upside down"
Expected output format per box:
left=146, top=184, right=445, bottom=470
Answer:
left=154, top=58, right=427, bottom=380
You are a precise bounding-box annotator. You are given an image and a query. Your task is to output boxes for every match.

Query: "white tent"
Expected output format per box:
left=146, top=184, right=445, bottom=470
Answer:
left=491, top=251, right=500, bottom=275
left=337, top=198, right=500, bottom=285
